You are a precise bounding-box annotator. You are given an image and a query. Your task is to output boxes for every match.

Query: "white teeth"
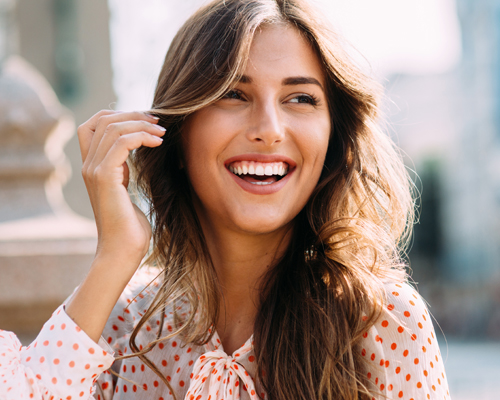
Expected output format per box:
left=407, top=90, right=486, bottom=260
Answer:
left=250, top=181, right=273, bottom=185
left=228, top=161, right=290, bottom=177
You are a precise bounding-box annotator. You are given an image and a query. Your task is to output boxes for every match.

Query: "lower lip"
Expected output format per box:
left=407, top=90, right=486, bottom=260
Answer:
left=227, top=168, right=295, bottom=195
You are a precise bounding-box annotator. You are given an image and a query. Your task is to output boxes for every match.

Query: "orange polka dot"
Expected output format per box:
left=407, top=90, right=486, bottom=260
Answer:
left=388, top=384, right=393, bottom=391
left=391, top=343, right=397, bottom=350
left=424, top=370, right=428, bottom=377
left=381, top=320, right=389, bottom=327
left=52, top=377, right=57, bottom=384
left=53, top=358, right=60, bottom=365
left=143, top=384, right=148, bottom=390
left=73, top=344, right=79, bottom=350
left=67, top=379, right=72, bottom=385
left=154, top=381, right=159, bottom=387
left=89, top=348, right=95, bottom=355
left=422, top=346, right=427, bottom=353
left=411, top=334, right=417, bottom=341
left=179, top=381, right=185, bottom=387
left=392, top=291, right=400, bottom=296
left=403, top=350, right=409, bottom=357
left=248, top=355, right=255, bottom=362
left=397, top=326, right=404, bottom=333
left=395, top=367, right=401, bottom=374
left=43, top=341, right=49, bottom=346
left=57, top=341, right=63, bottom=347
left=61, top=323, right=66, bottom=330
left=414, top=358, right=419, bottom=365
left=406, top=374, right=411, bottom=381
left=417, top=382, right=422, bottom=388
left=404, top=311, right=411, bottom=317
left=39, top=356, right=45, bottom=363
left=387, top=304, right=395, bottom=311
left=398, top=391, right=403, bottom=398
left=85, top=364, right=90, bottom=370
left=418, top=322, right=423, bottom=329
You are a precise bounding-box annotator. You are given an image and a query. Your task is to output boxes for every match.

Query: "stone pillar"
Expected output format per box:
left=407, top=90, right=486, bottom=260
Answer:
left=0, top=1, right=97, bottom=341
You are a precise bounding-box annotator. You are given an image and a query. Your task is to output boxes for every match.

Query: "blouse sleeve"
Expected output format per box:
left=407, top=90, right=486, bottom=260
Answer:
left=0, top=267, right=160, bottom=400
left=360, top=282, right=451, bottom=400
left=0, top=305, right=115, bottom=400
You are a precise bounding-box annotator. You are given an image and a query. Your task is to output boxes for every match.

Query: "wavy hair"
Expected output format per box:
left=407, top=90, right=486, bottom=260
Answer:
left=126, top=0, right=414, bottom=399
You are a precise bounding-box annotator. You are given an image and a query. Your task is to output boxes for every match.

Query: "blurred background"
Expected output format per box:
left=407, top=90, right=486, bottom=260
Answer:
left=0, top=0, right=499, bottom=398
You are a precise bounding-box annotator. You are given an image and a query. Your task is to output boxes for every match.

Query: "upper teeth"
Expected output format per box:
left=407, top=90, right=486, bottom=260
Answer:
left=228, top=161, right=289, bottom=176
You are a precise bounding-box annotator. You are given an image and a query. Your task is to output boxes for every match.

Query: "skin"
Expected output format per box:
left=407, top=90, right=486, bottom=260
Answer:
left=65, top=23, right=331, bottom=355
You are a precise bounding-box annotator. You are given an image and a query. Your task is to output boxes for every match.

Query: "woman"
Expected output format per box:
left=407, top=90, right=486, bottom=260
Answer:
left=0, top=0, right=450, bottom=399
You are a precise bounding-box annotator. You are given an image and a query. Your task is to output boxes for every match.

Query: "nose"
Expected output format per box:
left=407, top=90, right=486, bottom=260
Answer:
left=246, top=101, right=285, bottom=146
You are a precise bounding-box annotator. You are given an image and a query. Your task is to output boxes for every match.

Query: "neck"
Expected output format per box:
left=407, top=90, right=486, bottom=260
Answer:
left=199, top=217, right=292, bottom=354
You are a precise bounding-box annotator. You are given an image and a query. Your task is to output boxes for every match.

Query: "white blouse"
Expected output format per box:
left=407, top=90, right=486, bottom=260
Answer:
left=0, top=268, right=451, bottom=400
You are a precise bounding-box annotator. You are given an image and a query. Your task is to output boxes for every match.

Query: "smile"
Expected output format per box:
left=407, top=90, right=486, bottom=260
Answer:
left=227, top=161, right=289, bottom=185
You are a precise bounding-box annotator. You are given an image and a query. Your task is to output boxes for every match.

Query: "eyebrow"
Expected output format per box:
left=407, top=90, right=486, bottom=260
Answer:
left=237, top=75, right=324, bottom=90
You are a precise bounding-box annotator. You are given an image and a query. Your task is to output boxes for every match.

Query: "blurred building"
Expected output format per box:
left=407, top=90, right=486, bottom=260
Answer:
left=386, top=0, right=500, bottom=338
left=0, top=0, right=115, bottom=338
left=15, top=0, right=116, bottom=219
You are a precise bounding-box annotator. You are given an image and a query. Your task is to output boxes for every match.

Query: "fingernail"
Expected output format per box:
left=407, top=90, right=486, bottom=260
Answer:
left=156, top=125, right=166, bottom=131
left=147, top=113, right=160, bottom=120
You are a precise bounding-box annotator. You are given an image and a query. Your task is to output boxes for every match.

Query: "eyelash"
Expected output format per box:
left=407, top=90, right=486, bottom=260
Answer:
left=223, top=90, right=319, bottom=106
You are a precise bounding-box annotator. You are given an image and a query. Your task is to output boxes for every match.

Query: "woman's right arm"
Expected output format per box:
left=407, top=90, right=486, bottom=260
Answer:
left=65, top=110, right=165, bottom=342
left=0, top=110, right=166, bottom=399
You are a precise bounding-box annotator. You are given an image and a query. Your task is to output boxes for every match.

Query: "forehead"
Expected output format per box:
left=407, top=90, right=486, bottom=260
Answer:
left=243, top=23, right=326, bottom=86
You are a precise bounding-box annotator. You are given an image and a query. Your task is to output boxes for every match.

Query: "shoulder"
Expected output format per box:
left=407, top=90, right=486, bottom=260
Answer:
left=101, top=266, right=161, bottom=349
left=359, top=281, right=451, bottom=399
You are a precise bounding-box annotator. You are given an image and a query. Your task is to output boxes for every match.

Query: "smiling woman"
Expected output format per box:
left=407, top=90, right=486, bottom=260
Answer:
left=0, top=1, right=450, bottom=400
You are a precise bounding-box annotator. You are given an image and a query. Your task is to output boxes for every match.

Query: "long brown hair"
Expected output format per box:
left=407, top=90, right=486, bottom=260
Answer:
left=128, top=0, right=414, bottom=399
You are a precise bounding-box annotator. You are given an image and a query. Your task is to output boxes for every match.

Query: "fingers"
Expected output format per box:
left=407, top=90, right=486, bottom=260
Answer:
left=77, top=110, right=117, bottom=162
left=91, top=132, right=164, bottom=186
left=88, top=120, right=165, bottom=171
left=77, top=110, right=160, bottom=163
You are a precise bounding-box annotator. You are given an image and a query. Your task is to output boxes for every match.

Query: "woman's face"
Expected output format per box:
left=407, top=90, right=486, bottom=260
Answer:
left=181, top=23, right=331, bottom=237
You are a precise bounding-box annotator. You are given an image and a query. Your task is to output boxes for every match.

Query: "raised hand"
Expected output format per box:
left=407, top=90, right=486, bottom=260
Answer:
left=77, top=110, right=165, bottom=264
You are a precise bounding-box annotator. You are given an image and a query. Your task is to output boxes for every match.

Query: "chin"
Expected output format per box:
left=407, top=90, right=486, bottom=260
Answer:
left=231, top=211, right=296, bottom=236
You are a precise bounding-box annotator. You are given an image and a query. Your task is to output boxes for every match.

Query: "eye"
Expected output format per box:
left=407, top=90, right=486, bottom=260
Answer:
left=223, top=89, right=244, bottom=100
left=288, top=94, right=319, bottom=106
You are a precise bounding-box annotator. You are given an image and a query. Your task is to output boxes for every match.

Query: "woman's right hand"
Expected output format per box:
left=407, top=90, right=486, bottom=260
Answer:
left=77, top=110, right=165, bottom=265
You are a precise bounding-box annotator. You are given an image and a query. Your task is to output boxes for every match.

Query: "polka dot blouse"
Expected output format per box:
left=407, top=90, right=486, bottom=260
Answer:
left=0, top=268, right=451, bottom=399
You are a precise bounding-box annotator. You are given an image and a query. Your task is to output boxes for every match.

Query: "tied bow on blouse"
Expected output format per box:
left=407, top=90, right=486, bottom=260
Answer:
left=184, top=334, right=260, bottom=400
